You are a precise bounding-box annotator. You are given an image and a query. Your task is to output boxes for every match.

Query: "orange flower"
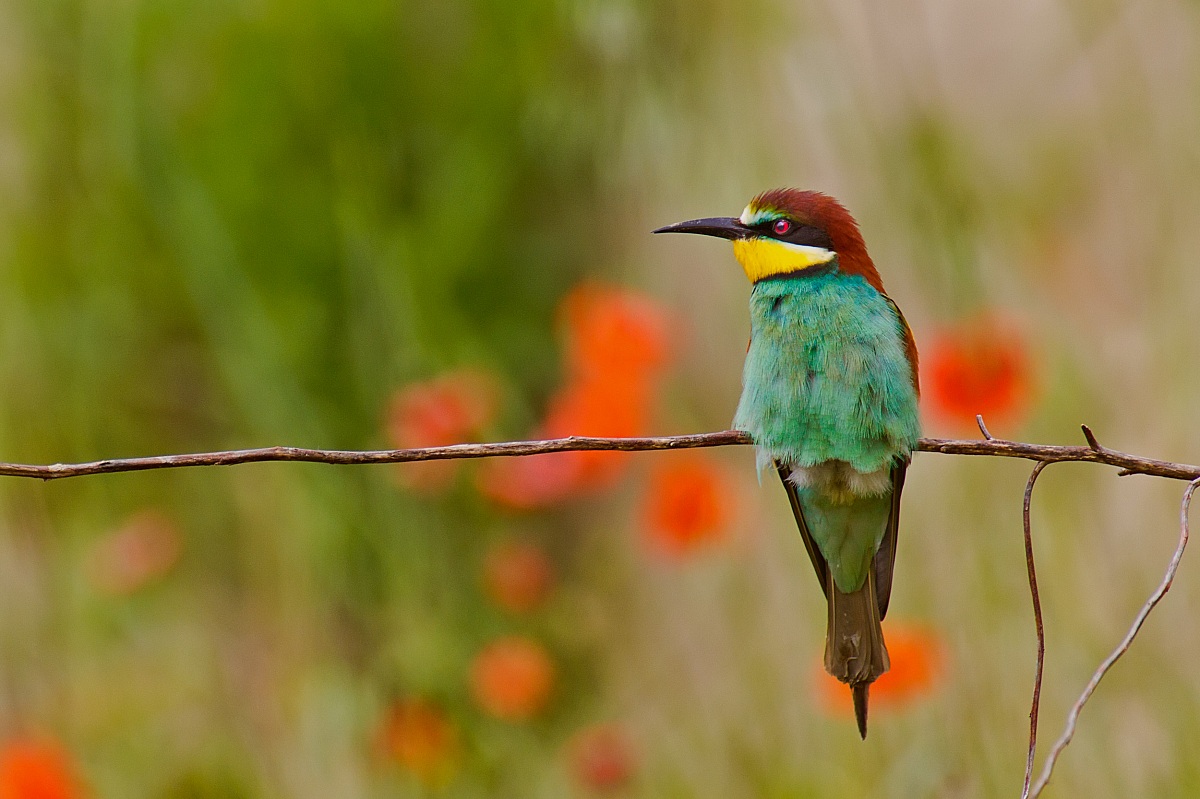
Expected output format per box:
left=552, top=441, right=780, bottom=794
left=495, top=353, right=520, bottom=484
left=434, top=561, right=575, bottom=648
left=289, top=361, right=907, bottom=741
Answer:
left=561, top=284, right=671, bottom=383
left=814, top=623, right=945, bottom=715
left=479, top=285, right=673, bottom=509
left=0, top=739, right=84, bottom=799
left=386, top=368, right=498, bottom=492
left=377, top=699, right=459, bottom=785
left=87, top=510, right=183, bottom=596
left=641, top=455, right=733, bottom=558
left=469, top=636, right=555, bottom=721
left=483, top=540, right=554, bottom=614
left=538, top=378, right=648, bottom=485
left=476, top=449, right=585, bottom=510
left=567, top=724, right=636, bottom=792
left=923, top=314, right=1033, bottom=435
left=479, top=378, right=650, bottom=509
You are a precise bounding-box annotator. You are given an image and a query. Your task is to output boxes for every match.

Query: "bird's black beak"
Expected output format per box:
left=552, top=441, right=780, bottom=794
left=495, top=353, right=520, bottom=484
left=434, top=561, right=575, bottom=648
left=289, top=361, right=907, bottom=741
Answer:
left=652, top=217, right=751, bottom=240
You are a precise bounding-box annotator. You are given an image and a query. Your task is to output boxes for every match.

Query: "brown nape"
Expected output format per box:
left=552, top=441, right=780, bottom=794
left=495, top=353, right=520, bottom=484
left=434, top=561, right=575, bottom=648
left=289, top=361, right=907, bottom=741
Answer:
left=750, top=188, right=885, bottom=293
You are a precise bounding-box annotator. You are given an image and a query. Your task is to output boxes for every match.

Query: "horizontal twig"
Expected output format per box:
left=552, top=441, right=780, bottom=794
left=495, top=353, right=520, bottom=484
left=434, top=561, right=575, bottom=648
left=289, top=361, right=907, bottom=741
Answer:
left=918, top=427, right=1199, bottom=481
left=0, top=426, right=1194, bottom=482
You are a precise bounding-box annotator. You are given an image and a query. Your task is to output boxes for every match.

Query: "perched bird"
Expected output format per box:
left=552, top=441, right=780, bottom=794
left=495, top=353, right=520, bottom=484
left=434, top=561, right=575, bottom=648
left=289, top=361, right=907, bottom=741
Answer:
left=655, top=189, right=920, bottom=738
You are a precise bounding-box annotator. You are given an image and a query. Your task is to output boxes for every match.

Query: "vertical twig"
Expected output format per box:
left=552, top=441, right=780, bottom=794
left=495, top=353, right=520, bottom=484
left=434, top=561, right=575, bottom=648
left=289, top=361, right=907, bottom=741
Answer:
left=1020, top=461, right=1049, bottom=799
left=1027, top=476, right=1200, bottom=797
left=976, top=414, right=995, bottom=441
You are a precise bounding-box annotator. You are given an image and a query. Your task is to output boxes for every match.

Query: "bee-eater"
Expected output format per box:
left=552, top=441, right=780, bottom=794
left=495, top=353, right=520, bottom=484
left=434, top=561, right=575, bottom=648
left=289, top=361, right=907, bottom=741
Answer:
left=655, top=189, right=920, bottom=738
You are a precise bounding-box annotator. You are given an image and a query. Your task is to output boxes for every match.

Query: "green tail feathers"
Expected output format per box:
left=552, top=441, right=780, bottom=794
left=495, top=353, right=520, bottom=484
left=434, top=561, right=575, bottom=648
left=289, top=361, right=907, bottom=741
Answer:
left=825, top=566, right=890, bottom=739
left=775, top=464, right=900, bottom=738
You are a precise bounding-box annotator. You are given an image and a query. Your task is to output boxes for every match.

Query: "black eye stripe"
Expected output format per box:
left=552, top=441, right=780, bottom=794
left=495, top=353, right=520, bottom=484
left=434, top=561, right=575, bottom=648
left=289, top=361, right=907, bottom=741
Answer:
left=759, top=219, right=834, bottom=250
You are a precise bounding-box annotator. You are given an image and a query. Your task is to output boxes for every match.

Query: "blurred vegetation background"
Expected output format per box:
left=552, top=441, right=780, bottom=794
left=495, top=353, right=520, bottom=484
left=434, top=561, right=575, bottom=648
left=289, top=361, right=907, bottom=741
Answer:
left=1, top=0, right=1199, bottom=796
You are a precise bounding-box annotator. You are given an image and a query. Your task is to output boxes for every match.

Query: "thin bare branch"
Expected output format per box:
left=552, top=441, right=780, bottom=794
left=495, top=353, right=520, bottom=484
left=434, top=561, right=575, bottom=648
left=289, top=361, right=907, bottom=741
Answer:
left=919, top=435, right=1198, bottom=480
left=1021, top=461, right=1050, bottom=799
left=1028, top=476, right=1200, bottom=797
left=976, top=414, right=995, bottom=441
left=0, top=432, right=753, bottom=481
left=0, top=429, right=1196, bottom=482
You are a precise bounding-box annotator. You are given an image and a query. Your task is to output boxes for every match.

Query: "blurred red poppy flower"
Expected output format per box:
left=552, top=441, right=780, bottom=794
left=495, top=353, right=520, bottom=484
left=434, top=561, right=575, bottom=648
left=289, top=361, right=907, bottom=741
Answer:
left=88, top=510, right=183, bottom=596
left=567, top=723, right=636, bottom=792
left=386, top=368, right=499, bottom=492
left=469, top=636, right=556, bottom=721
left=922, top=314, right=1033, bottom=435
left=561, top=284, right=671, bottom=383
left=814, top=623, right=946, bottom=715
left=483, top=540, right=554, bottom=614
left=479, top=285, right=672, bottom=509
left=477, top=379, right=651, bottom=508
left=377, top=698, right=459, bottom=785
left=0, top=739, right=84, bottom=799
left=641, top=455, right=733, bottom=558
left=476, top=450, right=583, bottom=510
left=540, top=378, right=648, bottom=479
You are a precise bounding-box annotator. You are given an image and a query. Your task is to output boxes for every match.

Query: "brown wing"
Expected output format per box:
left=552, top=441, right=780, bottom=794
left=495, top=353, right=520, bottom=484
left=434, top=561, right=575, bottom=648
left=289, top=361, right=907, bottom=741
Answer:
left=884, top=295, right=920, bottom=397
left=775, top=463, right=829, bottom=600
left=873, top=459, right=908, bottom=620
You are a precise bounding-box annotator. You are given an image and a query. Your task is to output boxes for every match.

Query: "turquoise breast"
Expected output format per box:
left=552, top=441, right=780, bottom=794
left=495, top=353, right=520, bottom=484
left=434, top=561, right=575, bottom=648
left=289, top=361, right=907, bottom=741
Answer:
left=732, top=270, right=921, bottom=474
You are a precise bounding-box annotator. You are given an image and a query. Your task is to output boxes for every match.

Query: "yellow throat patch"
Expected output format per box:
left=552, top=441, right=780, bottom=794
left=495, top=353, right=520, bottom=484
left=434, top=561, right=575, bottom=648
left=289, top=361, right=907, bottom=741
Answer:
left=731, top=237, right=836, bottom=283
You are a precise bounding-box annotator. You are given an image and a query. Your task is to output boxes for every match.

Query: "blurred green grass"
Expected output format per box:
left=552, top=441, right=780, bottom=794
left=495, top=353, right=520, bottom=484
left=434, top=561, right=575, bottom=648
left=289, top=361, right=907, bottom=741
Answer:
left=2, top=0, right=1200, bottom=796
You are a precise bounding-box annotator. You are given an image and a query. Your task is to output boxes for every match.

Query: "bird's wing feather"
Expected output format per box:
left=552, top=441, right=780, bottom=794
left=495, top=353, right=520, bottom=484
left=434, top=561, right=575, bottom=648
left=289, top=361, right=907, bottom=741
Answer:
left=775, top=463, right=830, bottom=600
left=873, top=459, right=907, bottom=619
left=884, top=295, right=920, bottom=396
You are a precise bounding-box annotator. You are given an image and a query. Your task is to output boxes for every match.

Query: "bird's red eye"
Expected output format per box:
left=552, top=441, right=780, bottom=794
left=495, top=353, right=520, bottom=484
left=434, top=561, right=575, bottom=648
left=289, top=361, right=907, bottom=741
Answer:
left=773, top=219, right=792, bottom=235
